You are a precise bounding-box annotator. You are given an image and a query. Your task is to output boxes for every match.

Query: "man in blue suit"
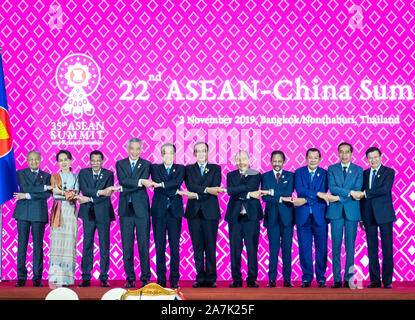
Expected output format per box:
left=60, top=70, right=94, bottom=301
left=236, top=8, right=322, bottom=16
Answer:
left=294, top=148, right=328, bottom=288
left=225, top=151, right=263, bottom=288
left=355, top=147, right=396, bottom=289
left=150, top=143, right=185, bottom=289
left=261, top=150, right=294, bottom=288
left=13, top=150, right=51, bottom=287
left=324, top=142, right=363, bottom=288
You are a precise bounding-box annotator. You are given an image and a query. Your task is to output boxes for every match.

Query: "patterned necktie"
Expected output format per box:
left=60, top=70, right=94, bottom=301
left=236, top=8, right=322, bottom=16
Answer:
left=200, top=165, right=205, bottom=176
left=371, top=169, right=377, bottom=189
left=276, top=172, right=280, bottom=184
left=93, top=174, right=99, bottom=187
left=343, top=166, right=347, bottom=180
left=32, top=171, right=38, bottom=180
left=131, top=162, right=135, bottom=172
left=310, top=171, right=315, bottom=182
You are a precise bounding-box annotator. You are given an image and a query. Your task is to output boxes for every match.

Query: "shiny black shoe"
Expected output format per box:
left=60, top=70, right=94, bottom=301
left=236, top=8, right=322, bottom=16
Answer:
left=267, top=280, right=276, bottom=288
left=78, top=280, right=91, bottom=287
left=318, top=281, right=326, bottom=288
left=331, top=282, right=342, bottom=288
left=283, top=280, right=294, bottom=288
left=125, top=281, right=135, bottom=288
left=33, top=280, right=43, bottom=287
left=192, top=282, right=204, bottom=288
left=157, top=281, right=167, bottom=287
left=205, top=282, right=217, bottom=288
left=15, top=280, right=26, bottom=287
left=170, top=282, right=179, bottom=289
left=229, top=281, right=243, bottom=288
left=367, top=282, right=382, bottom=288
left=100, top=280, right=110, bottom=287
left=384, top=283, right=392, bottom=289
left=247, top=281, right=259, bottom=288
left=301, top=281, right=311, bottom=288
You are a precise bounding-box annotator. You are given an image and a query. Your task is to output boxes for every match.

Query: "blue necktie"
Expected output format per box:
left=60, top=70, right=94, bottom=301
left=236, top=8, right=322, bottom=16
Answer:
left=371, top=169, right=377, bottom=189
left=93, top=174, right=99, bottom=187
left=200, top=165, right=205, bottom=176
left=343, top=166, right=347, bottom=180
left=166, top=167, right=171, bottom=208
left=131, top=162, right=135, bottom=172
left=310, top=171, right=315, bottom=182
left=166, top=167, right=171, bottom=175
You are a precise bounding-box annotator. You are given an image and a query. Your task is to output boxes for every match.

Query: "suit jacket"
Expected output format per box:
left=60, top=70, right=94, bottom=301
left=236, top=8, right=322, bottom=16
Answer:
left=116, top=157, right=151, bottom=218
left=225, top=168, right=263, bottom=224
left=184, top=162, right=221, bottom=220
left=327, top=162, right=363, bottom=221
left=261, top=169, right=294, bottom=228
left=360, top=165, right=396, bottom=226
left=78, top=168, right=115, bottom=223
left=150, top=163, right=185, bottom=219
left=294, top=166, right=328, bottom=227
left=13, top=168, right=51, bottom=223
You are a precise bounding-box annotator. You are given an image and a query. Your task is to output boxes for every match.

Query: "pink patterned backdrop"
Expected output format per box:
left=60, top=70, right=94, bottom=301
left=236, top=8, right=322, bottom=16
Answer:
left=1, top=0, right=415, bottom=282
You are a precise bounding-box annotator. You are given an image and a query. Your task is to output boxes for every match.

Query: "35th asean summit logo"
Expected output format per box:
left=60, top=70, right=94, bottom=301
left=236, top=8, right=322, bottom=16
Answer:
left=0, top=106, right=13, bottom=158
left=55, top=53, right=101, bottom=119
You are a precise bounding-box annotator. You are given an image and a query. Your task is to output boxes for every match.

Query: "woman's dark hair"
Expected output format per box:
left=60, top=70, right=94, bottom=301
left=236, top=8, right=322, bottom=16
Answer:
left=56, top=150, right=73, bottom=171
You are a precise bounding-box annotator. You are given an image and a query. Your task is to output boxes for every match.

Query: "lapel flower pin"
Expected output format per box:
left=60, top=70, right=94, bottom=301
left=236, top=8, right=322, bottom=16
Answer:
left=173, top=169, right=176, bottom=173
left=205, top=168, right=209, bottom=174
left=317, top=173, right=320, bottom=177
left=244, top=173, right=248, bottom=178
left=377, top=174, right=380, bottom=178
left=100, top=174, right=103, bottom=179
left=282, top=175, right=285, bottom=179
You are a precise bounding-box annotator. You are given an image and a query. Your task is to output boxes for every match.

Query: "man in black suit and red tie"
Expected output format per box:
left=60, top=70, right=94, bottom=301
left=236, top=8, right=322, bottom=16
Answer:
left=77, top=150, right=116, bottom=288
left=225, top=151, right=263, bottom=288
left=150, top=143, right=185, bottom=289
left=180, top=142, right=225, bottom=288
left=354, top=147, right=396, bottom=289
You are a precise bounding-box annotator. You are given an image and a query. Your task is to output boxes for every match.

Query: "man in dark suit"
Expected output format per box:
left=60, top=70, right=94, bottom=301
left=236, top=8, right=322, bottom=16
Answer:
left=77, top=150, right=116, bottom=288
left=355, top=147, right=396, bottom=289
left=150, top=143, right=185, bottom=289
left=181, top=142, right=225, bottom=288
left=324, top=142, right=363, bottom=288
left=13, top=150, right=51, bottom=287
left=116, top=137, right=153, bottom=288
left=293, top=148, right=329, bottom=288
left=225, top=151, right=263, bottom=288
left=261, top=150, right=294, bottom=288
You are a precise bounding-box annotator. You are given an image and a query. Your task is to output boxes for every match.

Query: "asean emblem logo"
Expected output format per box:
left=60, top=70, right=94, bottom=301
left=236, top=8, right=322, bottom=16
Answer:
left=55, top=53, right=100, bottom=119
left=0, top=106, right=13, bottom=158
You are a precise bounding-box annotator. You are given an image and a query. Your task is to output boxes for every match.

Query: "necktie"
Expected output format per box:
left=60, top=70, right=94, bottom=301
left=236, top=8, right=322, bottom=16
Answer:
left=343, top=166, right=347, bottom=180
left=32, top=171, right=38, bottom=180
left=200, top=165, right=205, bottom=176
left=166, top=167, right=171, bottom=175
left=276, top=172, right=280, bottom=184
left=131, top=162, right=135, bottom=172
left=371, top=169, right=377, bottom=189
left=93, top=174, right=99, bottom=187
left=310, top=171, right=315, bottom=182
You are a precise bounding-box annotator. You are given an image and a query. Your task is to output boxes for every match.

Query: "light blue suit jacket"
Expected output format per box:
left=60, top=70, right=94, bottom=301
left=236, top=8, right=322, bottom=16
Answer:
left=327, top=162, right=363, bottom=221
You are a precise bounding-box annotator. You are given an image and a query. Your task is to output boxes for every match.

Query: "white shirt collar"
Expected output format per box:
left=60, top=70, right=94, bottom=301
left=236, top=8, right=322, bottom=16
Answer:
left=31, top=169, right=39, bottom=174
left=92, top=169, right=101, bottom=176
left=341, top=162, right=350, bottom=170
left=129, top=157, right=139, bottom=165
left=371, top=164, right=382, bottom=172
left=273, top=169, right=283, bottom=176
left=307, top=167, right=317, bottom=174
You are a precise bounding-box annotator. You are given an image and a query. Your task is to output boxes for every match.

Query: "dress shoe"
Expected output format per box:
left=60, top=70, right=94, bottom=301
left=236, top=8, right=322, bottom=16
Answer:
left=125, top=281, right=135, bottom=288
left=301, top=281, right=311, bottom=288
left=318, top=281, right=326, bottom=288
left=192, top=282, right=204, bottom=288
left=229, top=281, right=242, bottom=288
left=78, top=280, right=91, bottom=287
left=205, top=282, right=217, bottom=288
left=343, top=281, right=356, bottom=289
left=157, top=281, right=167, bottom=287
left=15, top=280, right=26, bottom=287
left=367, top=282, right=381, bottom=288
left=267, top=280, right=276, bottom=288
left=33, top=280, right=43, bottom=287
left=170, top=282, right=179, bottom=289
left=247, top=281, right=259, bottom=288
left=384, top=283, right=392, bottom=289
left=331, top=282, right=342, bottom=288
left=100, top=280, right=110, bottom=287
left=283, top=280, right=293, bottom=288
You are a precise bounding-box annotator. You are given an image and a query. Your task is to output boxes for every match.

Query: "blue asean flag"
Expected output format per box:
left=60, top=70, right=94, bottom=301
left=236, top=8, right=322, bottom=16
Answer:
left=0, top=50, right=18, bottom=205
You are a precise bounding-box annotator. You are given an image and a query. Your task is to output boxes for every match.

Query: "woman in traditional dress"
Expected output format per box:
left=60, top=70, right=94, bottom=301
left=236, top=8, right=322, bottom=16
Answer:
left=49, top=150, right=79, bottom=287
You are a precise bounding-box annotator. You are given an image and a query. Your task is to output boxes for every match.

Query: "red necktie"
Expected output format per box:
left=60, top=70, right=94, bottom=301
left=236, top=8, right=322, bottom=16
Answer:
left=276, top=172, right=280, bottom=184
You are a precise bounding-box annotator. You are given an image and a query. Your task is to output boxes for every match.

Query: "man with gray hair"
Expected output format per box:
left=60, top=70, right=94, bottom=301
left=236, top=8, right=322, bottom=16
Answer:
left=13, top=150, right=52, bottom=287
left=225, top=150, right=263, bottom=288
left=115, top=138, right=154, bottom=288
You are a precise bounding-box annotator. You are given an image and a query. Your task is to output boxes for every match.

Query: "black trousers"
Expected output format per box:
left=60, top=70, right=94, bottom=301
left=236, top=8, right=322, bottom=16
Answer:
left=229, top=214, right=260, bottom=283
left=80, top=215, right=111, bottom=281
left=188, top=209, right=219, bottom=284
left=16, top=219, right=45, bottom=281
left=119, top=203, right=151, bottom=282
left=152, top=207, right=182, bottom=283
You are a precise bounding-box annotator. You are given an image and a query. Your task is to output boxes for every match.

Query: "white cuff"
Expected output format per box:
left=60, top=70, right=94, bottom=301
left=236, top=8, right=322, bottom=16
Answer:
left=25, top=193, right=31, bottom=200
